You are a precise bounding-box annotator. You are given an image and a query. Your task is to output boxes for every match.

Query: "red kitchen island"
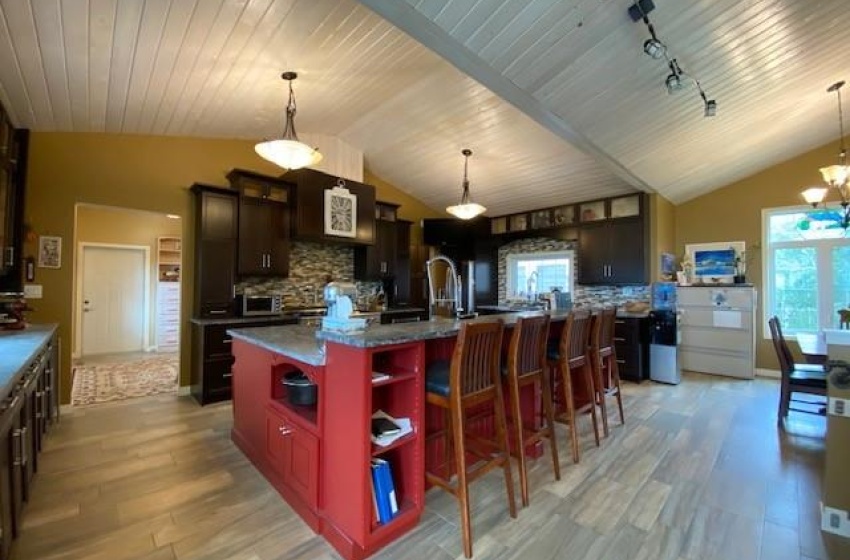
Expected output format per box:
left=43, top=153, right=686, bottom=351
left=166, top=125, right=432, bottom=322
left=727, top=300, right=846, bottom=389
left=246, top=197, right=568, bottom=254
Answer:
left=227, top=312, right=572, bottom=560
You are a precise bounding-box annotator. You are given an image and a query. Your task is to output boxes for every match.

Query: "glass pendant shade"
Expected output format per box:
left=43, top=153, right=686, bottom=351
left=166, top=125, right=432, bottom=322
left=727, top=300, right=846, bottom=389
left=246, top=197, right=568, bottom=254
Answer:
left=802, top=187, right=829, bottom=205
left=255, top=139, right=322, bottom=170
left=819, top=164, right=849, bottom=188
left=446, top=201, right=486, bottom=220
left=255, top=72, right=323, bottom=170
left=446, top=149, right=486, bottom=220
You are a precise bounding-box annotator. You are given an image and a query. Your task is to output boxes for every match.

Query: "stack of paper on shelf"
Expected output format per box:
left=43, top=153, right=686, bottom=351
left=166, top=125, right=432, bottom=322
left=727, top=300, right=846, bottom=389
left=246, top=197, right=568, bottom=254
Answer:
left=371, top=410, right=412, bottom=447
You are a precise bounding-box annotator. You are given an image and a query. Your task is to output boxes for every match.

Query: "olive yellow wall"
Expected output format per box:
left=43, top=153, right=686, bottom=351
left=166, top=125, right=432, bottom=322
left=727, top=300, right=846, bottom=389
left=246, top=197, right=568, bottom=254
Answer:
left=676, top=138, right=844, bottom=371
left=649, top=193, right=676, bottom=282
left=23, top=131, right=433, bottom=404
left=363, top=169, right=443, bottom=243
left=74, top=205, right=182, bottom=351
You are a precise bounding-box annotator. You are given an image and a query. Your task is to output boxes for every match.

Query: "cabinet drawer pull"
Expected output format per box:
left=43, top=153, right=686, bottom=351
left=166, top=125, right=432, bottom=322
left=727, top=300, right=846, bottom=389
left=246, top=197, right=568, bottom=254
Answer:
left=222, top=372, right=233, bottom=378
left=616, top=359, right=626, bottom=364
left=278, top=425, right=293, bottom=436
left=209, top=310, right=227, bottom=315
left=12, top=429, right=22, bottom=466
left=614, top=337, right=625, bottom=342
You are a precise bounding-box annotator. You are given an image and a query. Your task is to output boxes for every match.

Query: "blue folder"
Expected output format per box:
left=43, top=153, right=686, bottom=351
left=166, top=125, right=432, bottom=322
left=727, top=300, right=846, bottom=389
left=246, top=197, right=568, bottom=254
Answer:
left=371, top=458, right=398, bottom=524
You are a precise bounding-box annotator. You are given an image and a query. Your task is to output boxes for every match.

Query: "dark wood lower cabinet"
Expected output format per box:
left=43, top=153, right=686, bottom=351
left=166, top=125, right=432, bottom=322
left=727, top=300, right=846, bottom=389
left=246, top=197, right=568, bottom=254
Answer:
left=191, top=317, right=299, bottom=405
left=614, top=316, right=650, bottom=382
left=0, top=328, right=58, bottom=558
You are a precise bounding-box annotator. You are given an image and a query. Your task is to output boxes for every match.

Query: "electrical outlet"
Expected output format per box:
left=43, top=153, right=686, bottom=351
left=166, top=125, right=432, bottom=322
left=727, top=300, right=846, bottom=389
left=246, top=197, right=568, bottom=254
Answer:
left=828, top=397, right=850, bottom=418
left=821, top=504, right=850, bottom=537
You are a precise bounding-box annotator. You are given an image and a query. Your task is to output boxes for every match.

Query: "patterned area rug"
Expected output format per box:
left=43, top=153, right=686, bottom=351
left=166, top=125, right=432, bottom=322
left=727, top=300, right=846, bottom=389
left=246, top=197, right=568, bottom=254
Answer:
left=71, top=356, right=178, bottom=406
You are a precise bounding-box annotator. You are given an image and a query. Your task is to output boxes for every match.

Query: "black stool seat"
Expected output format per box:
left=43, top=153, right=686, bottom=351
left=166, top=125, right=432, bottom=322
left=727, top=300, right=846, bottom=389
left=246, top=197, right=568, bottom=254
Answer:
left=425, top=360, right=451, bottom=396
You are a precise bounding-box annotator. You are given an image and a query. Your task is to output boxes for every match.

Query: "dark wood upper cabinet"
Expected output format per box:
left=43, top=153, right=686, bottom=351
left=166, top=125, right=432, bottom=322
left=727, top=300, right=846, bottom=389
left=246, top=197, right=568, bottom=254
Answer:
left=354, top=201, right=399, bottom=280
left=281, top=168, right=376, bottom=245
left=227, top=169, right=291, bottom=277
left=0, top=113, right=28, bottom=293
left=578, top=203, right=648, bottom=285
left=191, top=184, right=238, bottom=317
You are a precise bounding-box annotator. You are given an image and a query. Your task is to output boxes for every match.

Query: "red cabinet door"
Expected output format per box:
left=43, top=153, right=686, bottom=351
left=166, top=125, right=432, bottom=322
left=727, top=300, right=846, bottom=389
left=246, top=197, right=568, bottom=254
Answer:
left=265, top=406, right=319, bottom=510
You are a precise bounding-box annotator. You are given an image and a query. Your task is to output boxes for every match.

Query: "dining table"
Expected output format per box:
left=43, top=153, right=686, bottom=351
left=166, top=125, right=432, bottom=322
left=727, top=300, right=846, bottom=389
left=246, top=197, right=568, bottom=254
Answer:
left=795, top=332, right=828, bottom=365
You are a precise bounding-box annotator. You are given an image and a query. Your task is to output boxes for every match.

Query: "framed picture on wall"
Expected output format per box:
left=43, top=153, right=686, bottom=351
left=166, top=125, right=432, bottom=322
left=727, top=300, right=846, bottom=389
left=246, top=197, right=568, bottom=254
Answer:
left=324, top=182, right=357, bottom=238
left=37, top=236, right=62, bottom=269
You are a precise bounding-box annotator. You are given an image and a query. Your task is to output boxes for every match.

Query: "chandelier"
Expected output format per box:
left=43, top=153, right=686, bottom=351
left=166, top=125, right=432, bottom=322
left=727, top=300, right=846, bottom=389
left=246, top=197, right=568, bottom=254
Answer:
left=801, top=80, right=850, bottom=231
left=446, top=149, right=486, bottom=220
left=255, top=72, right=323, bottom=170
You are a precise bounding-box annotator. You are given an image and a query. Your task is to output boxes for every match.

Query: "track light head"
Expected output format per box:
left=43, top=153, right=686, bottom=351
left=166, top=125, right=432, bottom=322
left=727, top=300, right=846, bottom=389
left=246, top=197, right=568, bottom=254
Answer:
left=643, top=38, right=666, bottom=59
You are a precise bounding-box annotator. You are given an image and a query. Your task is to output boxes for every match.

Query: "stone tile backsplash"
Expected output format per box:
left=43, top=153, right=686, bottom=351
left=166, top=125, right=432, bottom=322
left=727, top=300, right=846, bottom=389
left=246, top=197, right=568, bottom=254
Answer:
left=497, top=237, right=650, bottom=307
left=236, top=241, right=381, bottom=307
left=238, top=237, right=650, bottom=310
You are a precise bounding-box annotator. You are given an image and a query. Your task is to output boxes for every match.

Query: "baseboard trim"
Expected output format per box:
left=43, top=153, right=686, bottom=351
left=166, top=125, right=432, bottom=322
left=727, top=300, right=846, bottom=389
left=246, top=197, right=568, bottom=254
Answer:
left=756, top=368, right=780, bottom=379
left=177, top=386, right=191, bottom=397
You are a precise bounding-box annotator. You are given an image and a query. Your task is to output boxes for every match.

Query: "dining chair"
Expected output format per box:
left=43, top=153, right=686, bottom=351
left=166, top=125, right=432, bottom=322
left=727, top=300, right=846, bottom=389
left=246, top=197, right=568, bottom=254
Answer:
left=425, top=319, right=517, bottom=558
left=504, top=314, right=560, bottom=507
left=768, top=316, right=828, bottom=427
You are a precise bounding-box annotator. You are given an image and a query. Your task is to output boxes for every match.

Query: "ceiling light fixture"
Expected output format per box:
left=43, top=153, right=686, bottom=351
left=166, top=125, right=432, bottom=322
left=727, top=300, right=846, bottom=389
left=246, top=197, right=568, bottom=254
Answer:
left=800, top=80, right=850, bottom=231
left=665, top=59, right=685, bottom=94
left=629, top=1, right=717, bottom=118
left=254, top=71, right=323, bottom=170
left=446, top=149, right=486, bottom=220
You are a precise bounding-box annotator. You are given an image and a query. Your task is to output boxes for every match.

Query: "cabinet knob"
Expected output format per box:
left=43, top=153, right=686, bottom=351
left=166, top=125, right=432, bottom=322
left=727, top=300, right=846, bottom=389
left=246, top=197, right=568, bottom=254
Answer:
left=278, top=424, right=293, bottom=436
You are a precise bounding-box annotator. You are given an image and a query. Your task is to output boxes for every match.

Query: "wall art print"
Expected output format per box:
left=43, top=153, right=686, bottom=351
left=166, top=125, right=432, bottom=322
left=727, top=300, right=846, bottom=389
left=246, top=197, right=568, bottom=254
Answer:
left=37, top=235, right=62, bottom=268
left=324, top=183, right=357, bottom=238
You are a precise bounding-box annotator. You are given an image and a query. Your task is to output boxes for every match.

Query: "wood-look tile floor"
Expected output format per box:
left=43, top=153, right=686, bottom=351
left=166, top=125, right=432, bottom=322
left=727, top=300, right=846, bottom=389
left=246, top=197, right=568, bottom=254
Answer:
left=11, top=373, right=836, bottom=560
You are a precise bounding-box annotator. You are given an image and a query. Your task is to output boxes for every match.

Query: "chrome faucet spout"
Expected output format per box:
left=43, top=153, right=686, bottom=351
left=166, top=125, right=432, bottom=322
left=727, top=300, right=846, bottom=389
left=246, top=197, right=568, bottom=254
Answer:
left=426, top=255, right=463, bottom=318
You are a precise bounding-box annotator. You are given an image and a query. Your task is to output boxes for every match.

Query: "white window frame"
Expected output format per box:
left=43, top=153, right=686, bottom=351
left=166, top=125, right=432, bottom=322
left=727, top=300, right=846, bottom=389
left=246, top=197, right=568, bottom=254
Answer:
left=505, top=250, right=574, bottom=300
left=762, top=205, right=850, bottom=338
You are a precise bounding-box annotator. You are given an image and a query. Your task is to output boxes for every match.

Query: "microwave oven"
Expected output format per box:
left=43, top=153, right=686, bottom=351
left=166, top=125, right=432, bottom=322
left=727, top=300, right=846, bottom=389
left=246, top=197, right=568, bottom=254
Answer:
left=236, top=294, right=282, bottom=316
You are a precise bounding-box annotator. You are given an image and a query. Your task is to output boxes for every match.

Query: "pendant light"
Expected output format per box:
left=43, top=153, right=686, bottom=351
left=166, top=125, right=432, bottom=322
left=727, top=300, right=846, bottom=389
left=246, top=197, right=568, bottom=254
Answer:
left=255, top=72, right=323, bottom=170
left=446, top=149, right=486, bottom=220
left=800, top=80, right=850, bottom=231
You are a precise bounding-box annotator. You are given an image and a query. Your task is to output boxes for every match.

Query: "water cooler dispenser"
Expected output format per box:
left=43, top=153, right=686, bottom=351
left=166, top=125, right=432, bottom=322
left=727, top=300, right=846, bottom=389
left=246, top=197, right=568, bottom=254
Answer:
left=649, top=282, right=681, bottom=385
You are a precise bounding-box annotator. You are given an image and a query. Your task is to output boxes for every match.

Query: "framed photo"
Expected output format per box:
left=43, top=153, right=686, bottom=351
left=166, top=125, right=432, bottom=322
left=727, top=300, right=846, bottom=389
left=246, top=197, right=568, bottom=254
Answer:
left=685, top=241, right=745, bottom=284
left=324, top=184, right=357, bottom=238
left=38, top=236, right=62, bottom=269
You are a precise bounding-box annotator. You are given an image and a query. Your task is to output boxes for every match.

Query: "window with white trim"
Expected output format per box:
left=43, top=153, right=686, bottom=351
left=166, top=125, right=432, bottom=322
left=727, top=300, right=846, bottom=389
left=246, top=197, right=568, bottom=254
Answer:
left=506, top=251, right=573, bottom=300
left=763, top=206, right=850, bottom=335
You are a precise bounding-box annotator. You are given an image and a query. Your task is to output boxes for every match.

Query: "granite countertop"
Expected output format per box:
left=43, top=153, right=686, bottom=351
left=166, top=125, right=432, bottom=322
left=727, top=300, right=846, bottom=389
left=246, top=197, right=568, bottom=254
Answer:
left=227, top=305, right=652, bottom=363
left=228, top=325, right=327, bottom=366
left=0, top=324, right=58, bottom=398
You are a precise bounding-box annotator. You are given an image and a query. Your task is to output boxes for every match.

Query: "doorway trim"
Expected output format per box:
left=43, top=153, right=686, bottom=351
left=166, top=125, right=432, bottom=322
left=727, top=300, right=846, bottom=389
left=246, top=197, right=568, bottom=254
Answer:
left=73, top=242, right=152, bottom=359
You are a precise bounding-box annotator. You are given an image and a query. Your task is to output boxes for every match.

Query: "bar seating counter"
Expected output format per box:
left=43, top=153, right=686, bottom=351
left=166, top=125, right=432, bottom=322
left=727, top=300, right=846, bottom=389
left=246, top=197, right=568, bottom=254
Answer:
left=225, top=309, right=595, bottom=560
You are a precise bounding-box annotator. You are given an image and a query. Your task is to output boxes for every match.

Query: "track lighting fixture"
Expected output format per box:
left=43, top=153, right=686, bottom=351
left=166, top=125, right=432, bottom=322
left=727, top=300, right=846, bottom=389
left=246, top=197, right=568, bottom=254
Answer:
left=629, top=1, right=718, bottom=118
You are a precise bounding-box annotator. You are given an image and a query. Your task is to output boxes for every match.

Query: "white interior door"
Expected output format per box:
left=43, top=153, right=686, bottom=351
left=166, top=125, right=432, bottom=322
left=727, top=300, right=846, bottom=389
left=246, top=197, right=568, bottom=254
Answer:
left=81, top=246, right=145, bottom=356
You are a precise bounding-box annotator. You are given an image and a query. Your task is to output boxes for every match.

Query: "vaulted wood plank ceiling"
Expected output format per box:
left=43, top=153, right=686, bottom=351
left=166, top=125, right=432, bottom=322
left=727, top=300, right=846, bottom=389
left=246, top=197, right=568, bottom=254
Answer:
left=0, top=0, right=847, bottom=214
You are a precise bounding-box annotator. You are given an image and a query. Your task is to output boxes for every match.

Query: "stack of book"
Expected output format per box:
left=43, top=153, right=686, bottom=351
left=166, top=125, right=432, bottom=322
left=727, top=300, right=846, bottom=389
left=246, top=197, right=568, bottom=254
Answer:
left=370, top=458, right=398, bottom=525
left=371, top=410, right=412, bottom=447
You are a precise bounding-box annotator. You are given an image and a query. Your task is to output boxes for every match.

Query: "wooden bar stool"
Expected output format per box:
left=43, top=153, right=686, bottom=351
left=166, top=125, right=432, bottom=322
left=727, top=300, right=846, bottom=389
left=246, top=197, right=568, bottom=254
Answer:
left=590, top=307, right=625, bottom=437
left=548, top=310, right=600, bottom=463
left=505, top=314, right=560, bottom=507
left=425, top=319, right=517, bottom=558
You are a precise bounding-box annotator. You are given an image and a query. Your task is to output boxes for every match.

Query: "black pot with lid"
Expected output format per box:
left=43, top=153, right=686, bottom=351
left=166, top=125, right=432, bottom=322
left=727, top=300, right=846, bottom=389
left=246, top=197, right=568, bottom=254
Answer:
left=282, top=371, right=317, bottom=406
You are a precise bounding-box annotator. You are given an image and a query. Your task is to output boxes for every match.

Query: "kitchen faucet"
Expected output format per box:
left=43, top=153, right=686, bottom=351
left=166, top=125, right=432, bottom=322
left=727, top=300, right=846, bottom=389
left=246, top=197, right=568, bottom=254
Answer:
left=527, top=270, right=538, bottom=300
left=426, top=255, right=463, bottom=319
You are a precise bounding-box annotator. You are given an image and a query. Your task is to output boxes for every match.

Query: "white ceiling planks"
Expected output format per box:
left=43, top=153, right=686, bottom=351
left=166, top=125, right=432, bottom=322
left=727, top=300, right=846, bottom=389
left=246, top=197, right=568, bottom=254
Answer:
left=2, top=0, right=847, bottom=213
left=363, top=0, right=850, bottom=204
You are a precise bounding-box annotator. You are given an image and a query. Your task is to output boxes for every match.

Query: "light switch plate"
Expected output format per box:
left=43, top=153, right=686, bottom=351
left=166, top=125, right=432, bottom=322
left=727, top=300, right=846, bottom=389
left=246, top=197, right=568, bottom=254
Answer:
left=828, top=397, right=850, bottom=418
left=23, top=284, right=43, bottom=299
left=821, top=504, right=850, bottom=538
